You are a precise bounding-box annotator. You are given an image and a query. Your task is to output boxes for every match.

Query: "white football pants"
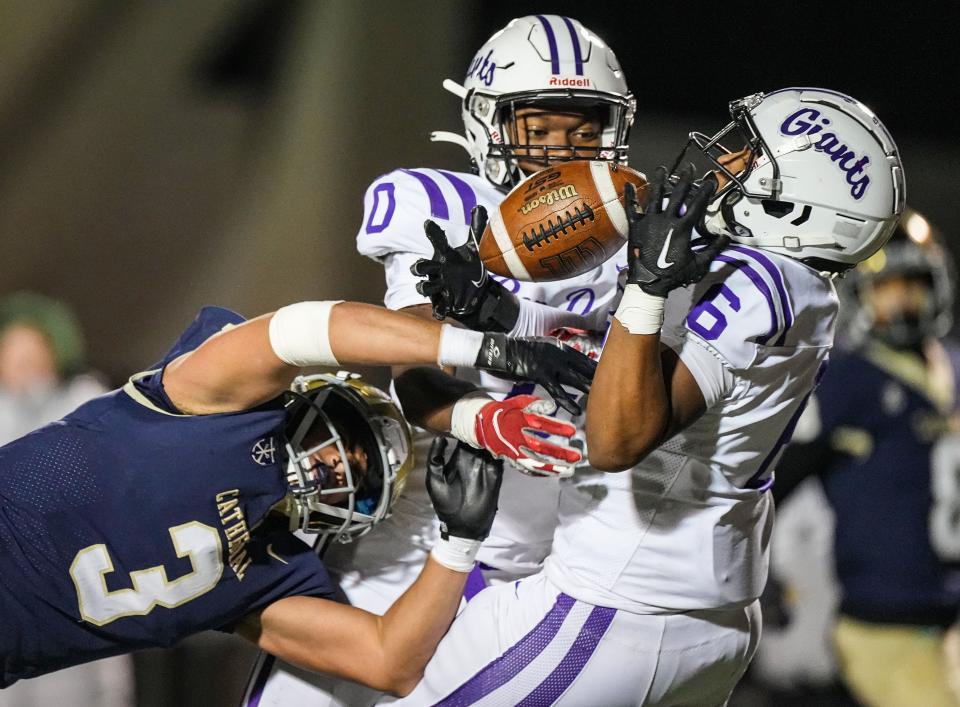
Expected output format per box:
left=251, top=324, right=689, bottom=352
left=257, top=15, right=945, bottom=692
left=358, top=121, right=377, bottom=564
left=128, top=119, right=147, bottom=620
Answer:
left=392, top=573, right=761, bottom=707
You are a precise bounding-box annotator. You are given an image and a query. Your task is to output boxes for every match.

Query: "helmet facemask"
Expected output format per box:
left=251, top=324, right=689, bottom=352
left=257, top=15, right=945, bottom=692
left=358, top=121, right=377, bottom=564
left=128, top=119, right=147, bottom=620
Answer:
left=667, top=89, right=905, bottom=274
left=474, top=89, right=634, bottom=187
left=283, top=374, right=412, bottom=542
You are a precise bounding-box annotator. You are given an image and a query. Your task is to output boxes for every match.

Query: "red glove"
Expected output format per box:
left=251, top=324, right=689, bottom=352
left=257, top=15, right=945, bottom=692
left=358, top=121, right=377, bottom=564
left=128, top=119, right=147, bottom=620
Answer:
left=474, top=395, right=581, bottom=476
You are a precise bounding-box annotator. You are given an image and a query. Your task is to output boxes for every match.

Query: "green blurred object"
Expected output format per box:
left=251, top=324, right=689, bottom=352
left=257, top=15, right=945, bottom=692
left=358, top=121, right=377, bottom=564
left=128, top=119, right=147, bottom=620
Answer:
left=0, top=291, right=86, bottom=376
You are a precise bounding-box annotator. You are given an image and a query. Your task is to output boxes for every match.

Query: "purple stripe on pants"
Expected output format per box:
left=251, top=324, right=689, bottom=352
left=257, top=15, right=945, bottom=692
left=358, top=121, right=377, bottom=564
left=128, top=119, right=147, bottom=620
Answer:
left=559, top=16, right=583, bottom=75
left=434, top=594, right=576, bottom=706
left=401, top=169, right=449, bottom=220
left=244, top=653, right=275, bottom=707
left=728, top=245, right=794, bottom=345
left=714, top=255, right=781, bottom=344
left=535, top=15, right=560, bottom=74
left=438, top=170, right=477, bottom=226
left=517, top=605, right=616, bottom=706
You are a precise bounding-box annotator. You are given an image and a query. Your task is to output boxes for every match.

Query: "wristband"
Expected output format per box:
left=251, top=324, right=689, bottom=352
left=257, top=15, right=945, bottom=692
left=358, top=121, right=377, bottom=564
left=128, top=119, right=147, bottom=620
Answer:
left=437, top=324, right=484, bottom=368
left=448, top=392, right=491, bottom=448
left=430, top=535, right=482, bottom=573
left=614, top=284, right=666, bottom=335
left=268, top=301, right=343, bottom=367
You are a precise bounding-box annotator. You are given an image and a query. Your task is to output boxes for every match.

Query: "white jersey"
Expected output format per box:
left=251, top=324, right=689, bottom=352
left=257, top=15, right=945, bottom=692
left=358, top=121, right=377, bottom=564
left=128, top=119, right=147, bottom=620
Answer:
left=357, top=167, right=624, bottom=574
left=547, top=244, right=839, bottom=612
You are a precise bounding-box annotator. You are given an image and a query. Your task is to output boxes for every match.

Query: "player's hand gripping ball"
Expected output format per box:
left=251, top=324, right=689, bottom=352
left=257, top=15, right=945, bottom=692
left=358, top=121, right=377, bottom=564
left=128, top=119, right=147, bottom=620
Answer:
left=626, top=166, right=729, bottom=297
left=478, top=161, right=648, bottom=282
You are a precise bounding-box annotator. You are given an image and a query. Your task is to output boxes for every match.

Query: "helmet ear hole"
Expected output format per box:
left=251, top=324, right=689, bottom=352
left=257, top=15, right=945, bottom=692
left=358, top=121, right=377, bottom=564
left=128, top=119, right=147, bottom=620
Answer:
left=761, top=199, right=796, bottom=219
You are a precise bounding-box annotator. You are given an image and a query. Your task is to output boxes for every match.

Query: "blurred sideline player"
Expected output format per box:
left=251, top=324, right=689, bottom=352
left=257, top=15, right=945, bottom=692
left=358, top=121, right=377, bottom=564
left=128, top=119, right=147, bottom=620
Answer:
left=770, top=222, right=960, bottom=707
left=403, top=88, right=905, bottom=705
left=0, top=292, right=133, bottom=707
left=241, top=15, right=634, bottom=706
left=0, top=299, right=595, bottom=694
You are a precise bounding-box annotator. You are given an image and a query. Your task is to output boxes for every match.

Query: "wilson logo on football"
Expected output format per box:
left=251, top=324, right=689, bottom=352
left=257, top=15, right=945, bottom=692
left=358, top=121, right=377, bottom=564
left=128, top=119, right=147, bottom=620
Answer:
left=519, top=184, right=578, bottom=215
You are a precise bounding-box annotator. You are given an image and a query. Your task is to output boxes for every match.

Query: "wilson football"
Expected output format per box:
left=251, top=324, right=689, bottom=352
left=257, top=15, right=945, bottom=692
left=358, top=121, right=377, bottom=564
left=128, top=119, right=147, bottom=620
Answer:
left=479, top=161, right=647, bottom=282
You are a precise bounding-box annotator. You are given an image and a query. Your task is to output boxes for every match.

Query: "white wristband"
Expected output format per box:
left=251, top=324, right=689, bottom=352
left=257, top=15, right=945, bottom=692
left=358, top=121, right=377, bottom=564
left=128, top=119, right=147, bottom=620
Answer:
left=449, top=392, right=491, bottom=448
left=268, top=301, right=343, bottom=367
left=437, top=324, right=484, bottom=368
left=614, top=284, right=666, bottom=335
left=431, top=535, right=482, bottom=573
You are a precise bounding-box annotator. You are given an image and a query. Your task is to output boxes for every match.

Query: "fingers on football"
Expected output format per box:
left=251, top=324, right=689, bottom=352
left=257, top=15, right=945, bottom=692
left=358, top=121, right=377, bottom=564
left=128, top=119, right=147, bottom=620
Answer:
left=423, top=220, right=452, bottom=254
left=667, top=164, right=695, bottom=216
left=623, top=182, right=642, bottom=222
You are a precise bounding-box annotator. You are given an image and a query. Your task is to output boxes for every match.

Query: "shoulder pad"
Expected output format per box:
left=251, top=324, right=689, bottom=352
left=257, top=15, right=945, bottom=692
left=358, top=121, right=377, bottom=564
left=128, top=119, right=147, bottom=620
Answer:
left=665, top=246, right=800, bottom=369
left=356, top=168, right=499, bottom=259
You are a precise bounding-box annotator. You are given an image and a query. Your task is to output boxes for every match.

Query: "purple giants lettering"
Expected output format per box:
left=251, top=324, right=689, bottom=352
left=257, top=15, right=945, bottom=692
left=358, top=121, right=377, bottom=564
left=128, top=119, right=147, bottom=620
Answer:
left=780, top=107, right=871, bottom=200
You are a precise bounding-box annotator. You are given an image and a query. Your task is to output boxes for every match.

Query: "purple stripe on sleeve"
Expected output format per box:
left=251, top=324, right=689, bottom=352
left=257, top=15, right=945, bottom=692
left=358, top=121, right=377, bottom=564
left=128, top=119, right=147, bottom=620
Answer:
left=401, top=169, right=449, bottom=220
left=714, top=255, right=781, bottom=345
left=559, top=16, right=584, bottom=75
left=244, top=653, right=275, bottom=707
left=535, top=15, right=560, bottom=74
left=438, top=170, right=477, bottom=225
left=517, top=605, right=615, bottom=706
left=435, top=594, right=576, bottom=706
left=729, top=245, right=794, bottom=345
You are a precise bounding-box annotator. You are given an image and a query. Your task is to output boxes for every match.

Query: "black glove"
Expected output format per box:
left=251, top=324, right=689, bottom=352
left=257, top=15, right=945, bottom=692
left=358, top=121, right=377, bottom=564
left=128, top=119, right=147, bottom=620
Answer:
left=473, top=333, right=596, bottom=416
left=411, top=206, right=520, bottom=332
left=626, top=165, right=729, bottom=297
left=427, top=437, right=503, bottom=541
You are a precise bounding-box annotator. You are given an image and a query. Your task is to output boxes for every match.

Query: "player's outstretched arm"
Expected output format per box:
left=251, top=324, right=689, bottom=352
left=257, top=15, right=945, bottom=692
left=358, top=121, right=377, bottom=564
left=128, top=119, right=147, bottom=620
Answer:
left=237, top=439, right=502, bottom=695
left=163, top=300, right=595, bottom=416
left=587, top=168, right=724, bottom=470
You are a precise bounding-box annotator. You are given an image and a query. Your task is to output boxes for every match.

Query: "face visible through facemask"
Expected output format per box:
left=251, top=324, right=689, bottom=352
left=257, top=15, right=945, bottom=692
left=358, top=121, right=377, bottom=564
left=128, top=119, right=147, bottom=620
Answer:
left=302, top=425, right=369, bottom=508
left=507, top=106, right=604, bottom=175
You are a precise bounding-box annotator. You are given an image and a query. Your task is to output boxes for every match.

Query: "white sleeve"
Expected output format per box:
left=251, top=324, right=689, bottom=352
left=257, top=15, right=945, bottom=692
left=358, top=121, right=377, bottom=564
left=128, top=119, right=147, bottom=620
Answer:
left=661, top=331, right=735, bottom=409
left=382, top=252, right=431, bottom=311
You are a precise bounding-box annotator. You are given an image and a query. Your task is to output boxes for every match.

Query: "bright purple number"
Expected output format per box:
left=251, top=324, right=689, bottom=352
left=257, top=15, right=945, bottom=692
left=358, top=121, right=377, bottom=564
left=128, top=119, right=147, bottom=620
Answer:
left=687, top=283, right=741, bottom=341
left=365, top=183, right=396, bottom=234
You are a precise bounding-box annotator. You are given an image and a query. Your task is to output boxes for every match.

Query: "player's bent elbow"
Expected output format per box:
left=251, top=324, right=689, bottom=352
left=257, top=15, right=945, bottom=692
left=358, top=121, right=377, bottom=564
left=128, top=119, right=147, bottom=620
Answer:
left=588, top=447, right=640, bottom=472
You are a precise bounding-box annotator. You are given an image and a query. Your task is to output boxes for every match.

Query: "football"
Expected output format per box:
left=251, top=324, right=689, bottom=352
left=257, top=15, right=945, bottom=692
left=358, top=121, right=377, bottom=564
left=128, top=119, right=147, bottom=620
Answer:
left=478, top=161, right=647, bottom=282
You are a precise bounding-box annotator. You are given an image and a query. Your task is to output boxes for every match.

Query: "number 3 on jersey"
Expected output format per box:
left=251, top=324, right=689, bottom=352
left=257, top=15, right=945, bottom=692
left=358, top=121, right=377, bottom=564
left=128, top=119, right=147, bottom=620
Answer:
left=70, top=521, right=223, bottom=626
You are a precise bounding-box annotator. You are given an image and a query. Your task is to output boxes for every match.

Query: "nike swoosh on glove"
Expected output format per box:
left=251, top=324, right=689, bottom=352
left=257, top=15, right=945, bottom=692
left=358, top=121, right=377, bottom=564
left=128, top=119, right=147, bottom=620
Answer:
left=626, top=165, right=729, bottom=297
left=475, top=395, right=581, bottom=477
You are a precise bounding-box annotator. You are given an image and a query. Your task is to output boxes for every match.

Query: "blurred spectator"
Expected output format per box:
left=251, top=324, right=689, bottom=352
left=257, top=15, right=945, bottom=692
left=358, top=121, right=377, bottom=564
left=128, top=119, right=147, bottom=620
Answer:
left=769, top=228, right=960, bottom=707
left=0, top=291, right=134, bottom=707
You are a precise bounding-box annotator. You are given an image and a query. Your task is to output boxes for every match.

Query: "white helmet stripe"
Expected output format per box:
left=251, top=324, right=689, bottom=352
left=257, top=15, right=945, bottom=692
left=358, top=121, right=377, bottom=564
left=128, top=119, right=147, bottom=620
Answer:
left=489, top=207, right=532, bottom=280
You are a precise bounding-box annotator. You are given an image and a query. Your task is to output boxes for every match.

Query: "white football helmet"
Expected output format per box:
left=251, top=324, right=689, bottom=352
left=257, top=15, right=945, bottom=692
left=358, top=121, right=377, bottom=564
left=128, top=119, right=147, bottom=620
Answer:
left=282, top=372, right=413, bottom=542
left=680, top=88, right=905, bottom=273
left=432, top=15, right=635, bottom=189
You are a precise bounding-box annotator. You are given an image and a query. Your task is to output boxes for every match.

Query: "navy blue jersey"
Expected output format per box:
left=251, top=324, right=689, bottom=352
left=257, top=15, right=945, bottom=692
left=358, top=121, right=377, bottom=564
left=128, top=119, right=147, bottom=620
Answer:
left=0, top=307, right=335, bottom=687
left=778, top=339, right=960, bottom=626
